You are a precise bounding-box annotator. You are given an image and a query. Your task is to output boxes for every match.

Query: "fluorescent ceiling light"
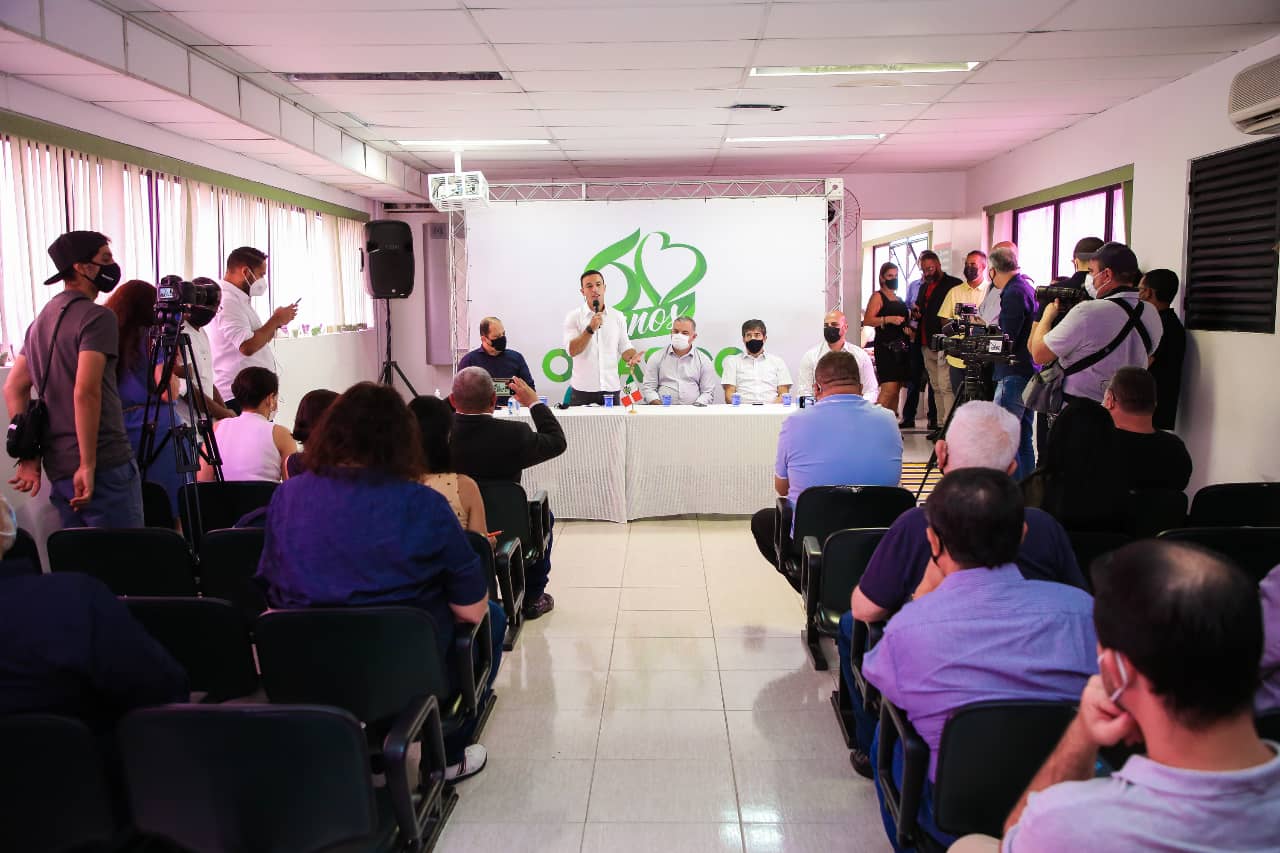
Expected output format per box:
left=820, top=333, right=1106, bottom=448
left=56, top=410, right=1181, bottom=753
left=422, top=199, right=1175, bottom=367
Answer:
left=396, top=139, right=551, bottom=148
left=727, top=133, right=884, bottom=143
left=751, top=62, right=980, bottom=77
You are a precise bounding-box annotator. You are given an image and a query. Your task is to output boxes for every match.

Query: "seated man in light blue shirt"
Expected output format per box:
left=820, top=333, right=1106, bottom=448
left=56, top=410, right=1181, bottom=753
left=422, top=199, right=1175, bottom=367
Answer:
left=640, top=315, right=719, bottom=406
left=749, top=350, right=902, bottom=585
left=864, top=468, right=1097, bottom=851
left=981, top=541, right=1280, bottom=853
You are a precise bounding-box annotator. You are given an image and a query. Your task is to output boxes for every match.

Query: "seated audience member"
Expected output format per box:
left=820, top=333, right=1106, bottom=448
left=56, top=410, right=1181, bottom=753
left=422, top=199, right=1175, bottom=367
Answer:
left=1139, top=268, right=1186, bottom=430
left=256, top=381, right=501, bottom=780
left=864, top=468, right=1097, bottom=851
left=640, top=316, right=719, bottom=405
left=1022, top=399, right=1128, bottom=531
left=450, top=367, right=566, bottom=620
left=204, top=367, right=296, bottom=482
left=749, top=351, right=902, bottom=584
left=722, top=319, right=792, bottom=404
left=796, top=309, right=878, bottom=403
left=457, top=315, right=536, bottom=389
left=839, top=402, right=1087, bottom=774
left=1103, top=366, right=1192, bottom=491
left=409, top=395, right=491, bottom=538
left=285, top=387, right=338, bottom=478
left=0, top=572, right=188, bottom=730
left=996, top=541, right=1280, bottom=852
left=1260, top=565, right=1280, bottom=715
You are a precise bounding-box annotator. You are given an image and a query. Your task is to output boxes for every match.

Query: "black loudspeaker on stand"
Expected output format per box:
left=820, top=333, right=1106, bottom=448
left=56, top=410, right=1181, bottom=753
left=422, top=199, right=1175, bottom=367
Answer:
left=364, top=220, right=418, bottom=396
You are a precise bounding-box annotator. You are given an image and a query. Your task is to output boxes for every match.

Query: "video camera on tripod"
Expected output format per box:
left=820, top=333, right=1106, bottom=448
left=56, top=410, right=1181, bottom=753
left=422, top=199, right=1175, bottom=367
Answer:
left=930, top=303, right=1016, bottom=366
left=155, top=275, right=220, bottom=329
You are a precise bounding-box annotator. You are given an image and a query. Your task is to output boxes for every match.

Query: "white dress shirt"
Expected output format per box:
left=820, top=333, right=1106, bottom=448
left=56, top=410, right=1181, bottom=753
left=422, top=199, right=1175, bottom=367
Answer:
left=207, top=279, right=277, bottom=399
left=182, top=321, right=216, bottom=401
left=796, top=341, right=879, bottom=401
left=563, top=303, right=634, bottom=393
left=721, top=351, right=792, bottom=404
left=641, top=345, right=719, bottom=405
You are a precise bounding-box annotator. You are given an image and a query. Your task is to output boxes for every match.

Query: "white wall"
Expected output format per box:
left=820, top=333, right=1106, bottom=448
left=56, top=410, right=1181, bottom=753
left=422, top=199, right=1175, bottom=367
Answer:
left=965, top=36, right=1280, bottom=493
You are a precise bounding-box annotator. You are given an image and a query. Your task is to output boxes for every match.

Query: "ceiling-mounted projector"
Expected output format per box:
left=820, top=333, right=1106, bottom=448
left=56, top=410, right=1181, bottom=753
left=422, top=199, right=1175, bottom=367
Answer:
left=428, top=170, right=489, bottom=210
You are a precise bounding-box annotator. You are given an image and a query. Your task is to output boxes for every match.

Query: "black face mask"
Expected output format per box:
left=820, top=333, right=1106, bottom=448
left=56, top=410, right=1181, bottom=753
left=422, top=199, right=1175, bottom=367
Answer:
left=490, top=335, right=507, bottom=354
left=92, top=262, right=122, bottom=294
left=963, top=265, right=980, bottom=282
left=822, top=326, right=841, bottom=344
left=745, top=338, right=764, bottom=354
left=883, top=277, right=899, bottom=290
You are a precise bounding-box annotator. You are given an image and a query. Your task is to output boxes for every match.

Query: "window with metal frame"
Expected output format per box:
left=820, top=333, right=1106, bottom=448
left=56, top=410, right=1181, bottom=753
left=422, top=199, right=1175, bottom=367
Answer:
left=873, top=231, right=931, bottom=288
left=1012, top=185, right=1125, bottom=284
left=1184, top=136, right=1280, bottom=334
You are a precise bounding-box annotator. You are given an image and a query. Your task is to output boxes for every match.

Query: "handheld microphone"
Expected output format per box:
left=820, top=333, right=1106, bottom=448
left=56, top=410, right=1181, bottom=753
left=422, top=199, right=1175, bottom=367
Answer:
left=592, top=299, right=602, bottom=313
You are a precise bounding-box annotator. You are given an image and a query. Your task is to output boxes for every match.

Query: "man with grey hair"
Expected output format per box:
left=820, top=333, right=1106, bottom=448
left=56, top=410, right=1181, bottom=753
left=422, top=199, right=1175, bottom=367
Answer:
left=450, top=366, right=567, bottom=619
left=989, top=244, right=1038, bottom=480
left=836, top=401, right=1086, bottom=776
left=640, top=316, right=720, bottom=405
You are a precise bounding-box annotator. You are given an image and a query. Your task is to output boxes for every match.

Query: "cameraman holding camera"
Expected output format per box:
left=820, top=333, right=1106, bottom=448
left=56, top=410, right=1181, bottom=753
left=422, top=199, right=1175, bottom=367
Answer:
left=1029, top=241, right=1161, bottom=406
left=989, top=245, right=1038, bottom=480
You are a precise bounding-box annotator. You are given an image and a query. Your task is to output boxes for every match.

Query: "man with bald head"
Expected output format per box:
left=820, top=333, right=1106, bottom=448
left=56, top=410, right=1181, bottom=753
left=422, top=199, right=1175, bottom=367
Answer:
left=795, top=309, right=879, bottom=403
left=457, top=316, right=536, bottom=390
left=450, top=366, right=566, bottom=618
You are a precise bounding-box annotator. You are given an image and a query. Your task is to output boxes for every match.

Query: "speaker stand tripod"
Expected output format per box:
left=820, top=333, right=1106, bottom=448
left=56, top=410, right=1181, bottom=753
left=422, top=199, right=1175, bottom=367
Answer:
left=377, top=297, right=418, bottom=397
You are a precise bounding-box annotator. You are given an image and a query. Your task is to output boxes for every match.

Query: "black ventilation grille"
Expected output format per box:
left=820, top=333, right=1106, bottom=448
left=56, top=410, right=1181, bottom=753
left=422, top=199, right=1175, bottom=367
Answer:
left=283, top=72, right=504, bottom=82
left=1184, top=135, right=1280, bottom=333
left=729, top=103, right=785, bottom=112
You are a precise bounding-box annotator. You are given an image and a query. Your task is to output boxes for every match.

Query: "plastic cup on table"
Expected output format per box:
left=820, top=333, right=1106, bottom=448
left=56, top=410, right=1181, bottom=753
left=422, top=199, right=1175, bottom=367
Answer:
left=732, top=393, right=741, bottom=407
left=782, top=394, right=793, bottom=407
left=661, top=394, right=672, bottom=407
left=603, top=396, right=614, bottom=408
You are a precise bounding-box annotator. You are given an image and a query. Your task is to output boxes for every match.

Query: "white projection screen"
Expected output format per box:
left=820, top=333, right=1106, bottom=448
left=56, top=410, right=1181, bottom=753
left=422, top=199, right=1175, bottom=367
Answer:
left=465, top=196, right=829, bottom=403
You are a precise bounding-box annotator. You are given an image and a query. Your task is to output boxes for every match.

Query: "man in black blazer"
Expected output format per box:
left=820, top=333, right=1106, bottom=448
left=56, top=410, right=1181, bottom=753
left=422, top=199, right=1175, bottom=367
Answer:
left=450, top=367, right=567, bottom=618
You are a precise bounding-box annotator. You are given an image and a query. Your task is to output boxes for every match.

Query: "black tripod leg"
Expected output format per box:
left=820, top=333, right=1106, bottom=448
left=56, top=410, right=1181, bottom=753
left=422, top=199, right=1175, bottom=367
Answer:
left=391, top=362, right=419, bottom=397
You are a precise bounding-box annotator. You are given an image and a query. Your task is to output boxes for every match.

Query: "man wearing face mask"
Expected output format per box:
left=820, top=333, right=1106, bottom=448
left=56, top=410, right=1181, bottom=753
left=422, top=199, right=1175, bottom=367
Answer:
left=722, top=319, right=791, bottom=404
left=180, top=277, right=236, bottom=421
left=3, top=231, right=143, bottom=528
left=458, top=316, right=536, bottom=390
left=989, top=245, right=1039, bottom=480
left=937, top=250, right=992, bottom=395
left=796, top=309, right=878, bottom=403
left=207, top=246, right=297, bottom=413
left=913, top=251, right=962, bottom=439
left=640, top=316, right=719, bottom=405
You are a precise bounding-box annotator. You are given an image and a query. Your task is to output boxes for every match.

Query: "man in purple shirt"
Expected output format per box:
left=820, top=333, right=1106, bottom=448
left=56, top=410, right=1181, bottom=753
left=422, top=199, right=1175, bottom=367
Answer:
left=864, top=468, right=1096, bottom=851
left=1260, top=564, right=1280, bottom=714
left=838, top=402, right=1086, bottom=774
left=988, top=541, right=1280, bottom=852
left=749, top=351, right=902, bottom=588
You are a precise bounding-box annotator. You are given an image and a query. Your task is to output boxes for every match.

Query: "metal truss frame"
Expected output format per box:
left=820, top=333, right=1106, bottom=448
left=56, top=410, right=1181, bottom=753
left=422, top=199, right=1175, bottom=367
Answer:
left=447, top=178, right=861, bottom=370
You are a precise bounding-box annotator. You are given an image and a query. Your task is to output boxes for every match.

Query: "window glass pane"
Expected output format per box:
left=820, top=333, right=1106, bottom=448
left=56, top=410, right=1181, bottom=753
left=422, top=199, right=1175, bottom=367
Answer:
left=1111, top=187, right=1126, bottom=243
left=1056, top=191, right=1108, bottom=280
left=1015, top=205, right=1054, bottom=285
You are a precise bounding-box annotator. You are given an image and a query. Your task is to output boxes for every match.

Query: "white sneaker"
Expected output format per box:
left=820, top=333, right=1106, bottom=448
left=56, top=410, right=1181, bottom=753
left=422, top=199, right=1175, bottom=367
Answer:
left=444, top=744, right=488, bottom=782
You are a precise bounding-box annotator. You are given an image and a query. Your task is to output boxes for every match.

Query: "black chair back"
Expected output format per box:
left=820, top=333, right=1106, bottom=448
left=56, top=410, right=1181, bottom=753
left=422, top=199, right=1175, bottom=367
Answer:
left=934, top=701, right=1077, bottom=838
left=1125, top=488, right=1187, bottom=538
left=47, top=527, right=197, bottom=596
left=1157, top=527, right=1280, bottom=584
left=818, top=528, right=888, bottom=620
left=256, top=607, right=453, bottom=724
left=478, top=479, right=538, bottom=561
left=1, top=527, right=42, bottom=576
left=141, top=481, right=175, bottom=529
left=125, top=597, right=258, bottom=701
left=198, top=527, right=268, bottom=621
left=1189, top=482, right=1280, bottom=527
left=1066, top=530, right=1132, bottom=591
left=179, top=480, right=279, bottom=549
left=119, top=705, right=384, bottom=853
left=793, top=485, right=916, bottom=559
left=0, top=714, right=119, bottom=853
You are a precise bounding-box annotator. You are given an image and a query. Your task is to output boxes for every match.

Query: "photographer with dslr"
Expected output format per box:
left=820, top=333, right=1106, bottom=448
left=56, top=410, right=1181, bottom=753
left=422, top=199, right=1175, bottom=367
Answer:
left=989, top=245, right=1038, bottom=480
left=1029, top=241, right=1161, bottom=405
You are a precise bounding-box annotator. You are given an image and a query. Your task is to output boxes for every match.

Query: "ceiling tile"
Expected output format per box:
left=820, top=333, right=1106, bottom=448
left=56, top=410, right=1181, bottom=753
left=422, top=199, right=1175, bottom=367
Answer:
left=0, top=41, right=118, bottom=75
left=734, top=82, right=952, bottom=106
left=528, top=90, right=735, bottom=110
left=727, top=104, right=928, bottom=123
left=514, top=69, right=745, bottom=91
left=294, top=93, right=535, bottom=112
left=169, top=10, right=484, bottom=46
left=941, top=79, right=1163, bottom=103
left=766, top=0, right=1064, bottom=38
left=231, top=44, right=499, bottom=74
left=1002, top=25, right=1280, bottom=60
left=472, top=5, right=766, bottom=43
left=539, top=108, right=727, bottom=126
left=1042, top=0, right=1280, bottom=29
left=20, top=73, right=176, bottom=101
left=292, top=79, right=523, bottom=96
left=552, top=125, right=726, bottom=140
left=45, top=0, right=126, bottom=70
left=967, top=54, right=1232, bottom=84
left=194, top=44, right=266, bottom=73
left=915, top=96, right=1127, bottom=119
left=496, top=41, right=754, bottom=71
left=152, top=120, right=271, bottom=139
left=131, top=11, right=219, bottom=45
left=350, top=110, right=542, bottom=128
left=101, top=99, right=228, bottom=123
left=752, top=34, right=1023, bottom=66
left=899, top=114, right=1084, bottom=133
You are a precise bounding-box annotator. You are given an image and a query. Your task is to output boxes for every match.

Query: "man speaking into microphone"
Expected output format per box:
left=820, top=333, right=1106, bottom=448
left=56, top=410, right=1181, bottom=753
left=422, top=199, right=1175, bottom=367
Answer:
left=563, top=269, right=643, bottom=406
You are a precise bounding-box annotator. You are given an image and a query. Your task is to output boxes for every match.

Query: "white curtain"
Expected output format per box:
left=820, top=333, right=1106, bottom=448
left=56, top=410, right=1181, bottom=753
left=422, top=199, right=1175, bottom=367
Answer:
left=0, top=137, right=68, bottom=351
left=336, top=215, right=371, bottom=327
left=154, top=172, right=187, bottom=282
left=186, top=179, right=221, bottom=282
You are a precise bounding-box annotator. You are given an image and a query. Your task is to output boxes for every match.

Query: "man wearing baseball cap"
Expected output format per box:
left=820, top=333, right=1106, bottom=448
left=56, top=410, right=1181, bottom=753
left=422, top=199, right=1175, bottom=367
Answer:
left=2, top=231, right=143, bottom=528
left=1029, top=241, right=1163, bottom=405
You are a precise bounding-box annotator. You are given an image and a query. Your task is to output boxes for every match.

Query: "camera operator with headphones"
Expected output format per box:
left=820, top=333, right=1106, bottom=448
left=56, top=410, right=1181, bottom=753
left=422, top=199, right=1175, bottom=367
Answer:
left=1029, top=241, right=1162, bottom=407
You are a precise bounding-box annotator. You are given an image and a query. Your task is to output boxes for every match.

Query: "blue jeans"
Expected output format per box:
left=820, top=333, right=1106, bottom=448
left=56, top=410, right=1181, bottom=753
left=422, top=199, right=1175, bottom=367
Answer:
left=838, top=612, right=878, bottom=753
left=49, top=459, right=145, bottom=529
left=994, top=374, right=1035, bottom=480
left=871, top=725, right=957, bottom=853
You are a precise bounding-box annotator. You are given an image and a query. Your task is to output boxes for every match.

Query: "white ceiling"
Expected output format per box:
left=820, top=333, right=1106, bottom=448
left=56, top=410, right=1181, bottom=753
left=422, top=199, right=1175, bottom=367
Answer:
left=4, top=0, right=1280, bottom=195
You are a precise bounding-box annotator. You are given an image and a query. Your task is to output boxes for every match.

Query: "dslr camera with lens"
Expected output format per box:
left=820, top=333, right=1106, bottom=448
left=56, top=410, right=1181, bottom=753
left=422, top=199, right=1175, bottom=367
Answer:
left=155, top=274, right=221, bottom=330
left=1034, top=284, right=1089, bottom=316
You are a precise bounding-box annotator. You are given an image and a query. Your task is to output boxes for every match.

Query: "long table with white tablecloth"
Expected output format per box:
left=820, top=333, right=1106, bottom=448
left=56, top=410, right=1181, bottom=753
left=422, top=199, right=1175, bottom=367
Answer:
left=514, top=405, right=797, bottom=522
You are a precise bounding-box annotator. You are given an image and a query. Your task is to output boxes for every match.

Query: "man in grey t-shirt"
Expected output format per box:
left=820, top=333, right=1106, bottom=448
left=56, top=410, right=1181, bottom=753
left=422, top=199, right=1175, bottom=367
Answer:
left=3, top=231, right=143, bottom=528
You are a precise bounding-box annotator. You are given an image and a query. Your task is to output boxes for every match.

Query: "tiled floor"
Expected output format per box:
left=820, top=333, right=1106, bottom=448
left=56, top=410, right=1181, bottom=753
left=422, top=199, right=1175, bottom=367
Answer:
left=435, top=515, right=896, bottom=853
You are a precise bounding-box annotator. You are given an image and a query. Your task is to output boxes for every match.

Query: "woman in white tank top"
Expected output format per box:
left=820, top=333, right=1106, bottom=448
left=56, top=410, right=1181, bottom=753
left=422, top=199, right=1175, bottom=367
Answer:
left=201, top=367, right=297, bottom=482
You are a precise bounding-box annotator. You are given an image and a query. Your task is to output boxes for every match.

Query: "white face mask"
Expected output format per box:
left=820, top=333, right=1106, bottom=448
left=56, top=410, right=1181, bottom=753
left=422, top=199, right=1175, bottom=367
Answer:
left=670, top=332, right=691, bottom=351
left=1083, top=273, right=1098, bottom=299
left=246, top=269, right=268, bottom=298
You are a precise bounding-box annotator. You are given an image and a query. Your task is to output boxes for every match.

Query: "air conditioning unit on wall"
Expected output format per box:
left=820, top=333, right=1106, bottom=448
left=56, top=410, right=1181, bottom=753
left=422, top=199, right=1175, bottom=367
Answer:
left=1229, top=54, right=1280, bottom=135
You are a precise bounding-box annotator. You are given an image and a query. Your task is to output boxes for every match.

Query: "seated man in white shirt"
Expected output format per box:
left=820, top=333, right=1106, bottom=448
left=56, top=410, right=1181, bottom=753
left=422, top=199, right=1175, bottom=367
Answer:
left=641, top=316, right=719, bottom=406
left=722, top=319, right=792, bottom=404
left=795, top=310, right=878, bottom=404
left=206, top=246, right=297, bottom=413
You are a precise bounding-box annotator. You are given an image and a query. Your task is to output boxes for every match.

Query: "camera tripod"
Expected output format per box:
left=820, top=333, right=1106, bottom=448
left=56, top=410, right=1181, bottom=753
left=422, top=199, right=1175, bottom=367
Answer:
left=913, top=358, right=997, bottom=499
left=138, top=319, right=223, bottom=532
